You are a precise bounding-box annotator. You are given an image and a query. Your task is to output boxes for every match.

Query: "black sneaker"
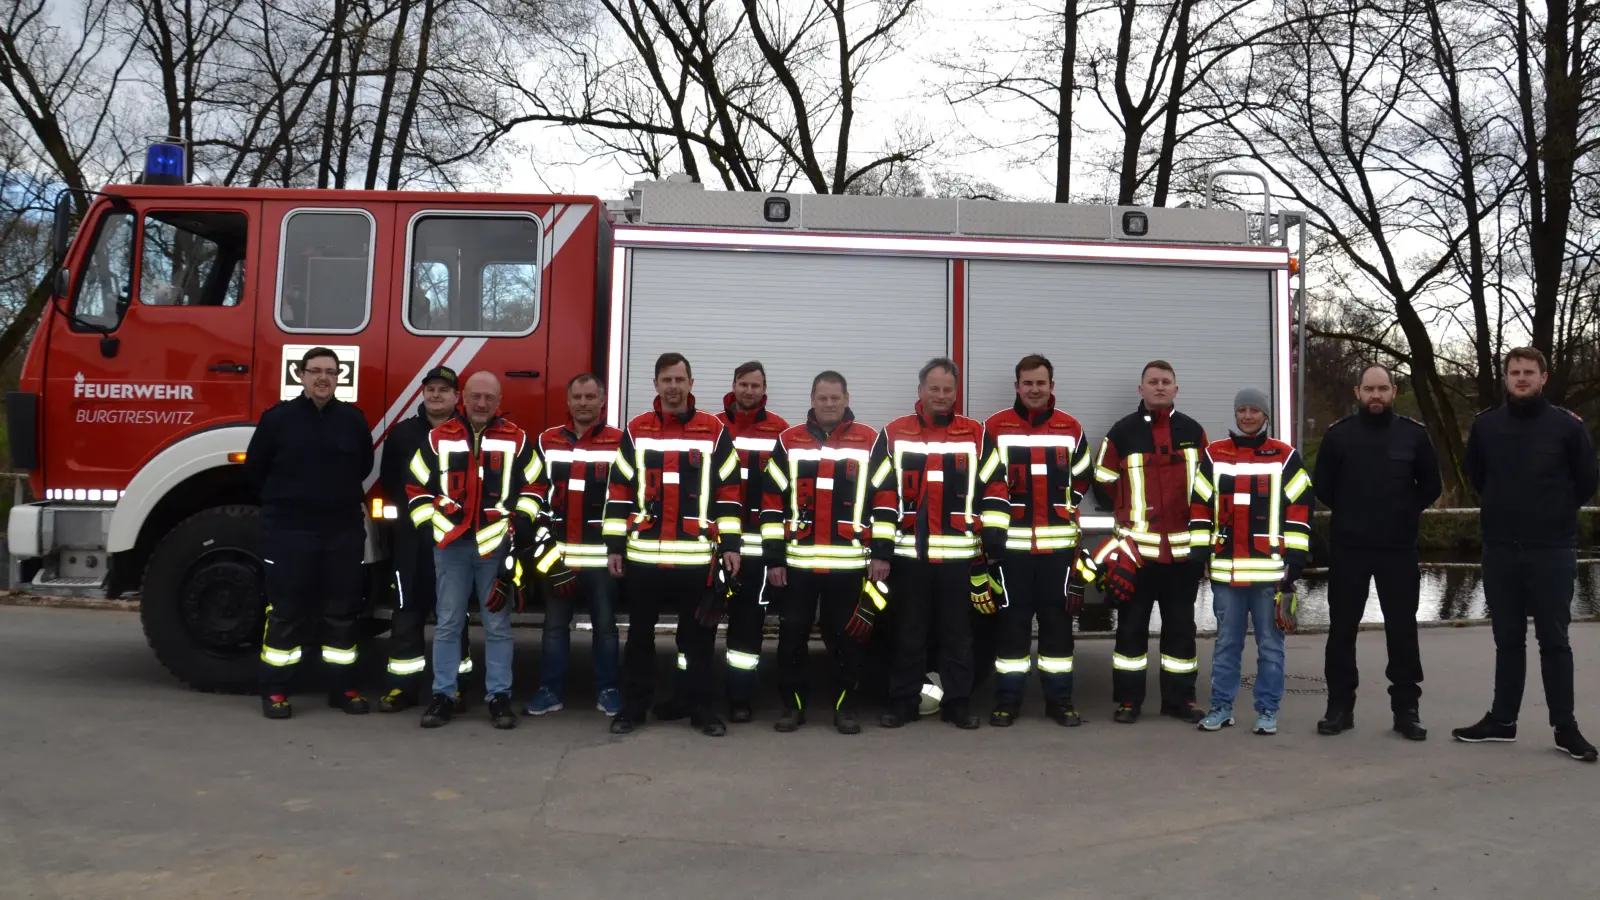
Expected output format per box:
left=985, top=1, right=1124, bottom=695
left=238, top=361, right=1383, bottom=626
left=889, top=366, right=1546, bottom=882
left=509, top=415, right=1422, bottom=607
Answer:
left=774, top=709, right=805, bottom=733
left=327, top=690, right=370, bottom=715
left=420, top=693, right=456, bottom=729
left=691, top=708, right=727, bottom=737
left=729, top=701, right=754, bottom=724
left=1392, top=708, right=1427, bottom=741
left=1451, top=713, right=1516, bottom=743
left=1113, top=703, right=1139, bottom=724
left=261, top=694, right=292, bottom=720
left=1045, top=701, right=1082, bottom=727
left=1555, top=725, right=1598, bottom=762
left=834, top=708, right=862, bottom=735
left=379, top=688, right=416, bottom=713
left=1160, top=701, right=1206, bottom=724
left=989, top=700, right=1020, bottom=728
left=487, top=694, right=517, bottom=730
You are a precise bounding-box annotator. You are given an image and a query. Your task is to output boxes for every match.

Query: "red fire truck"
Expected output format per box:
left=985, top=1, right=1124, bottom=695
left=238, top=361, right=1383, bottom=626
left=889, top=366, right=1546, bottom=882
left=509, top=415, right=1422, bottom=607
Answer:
left=6, top=145, right=1303, bottom=692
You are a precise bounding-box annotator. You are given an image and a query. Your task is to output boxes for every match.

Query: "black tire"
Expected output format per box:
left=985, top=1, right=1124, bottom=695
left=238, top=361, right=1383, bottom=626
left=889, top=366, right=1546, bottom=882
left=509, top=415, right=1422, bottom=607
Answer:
left=139, top=505, right=267, bottom=694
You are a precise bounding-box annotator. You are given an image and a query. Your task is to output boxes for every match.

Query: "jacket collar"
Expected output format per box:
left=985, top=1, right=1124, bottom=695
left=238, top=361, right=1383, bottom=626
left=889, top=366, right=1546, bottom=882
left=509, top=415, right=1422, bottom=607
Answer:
left=563, top=419, right=609, bottom=441
left=295, top=393, right=340, bottom=415
left=915, top=400, right=954, bottom=428
left=654, top=393, right=697, bottom=425
left=723, top=391, right=768, bottom=427
left=806, top=407, right=856, bottom=441
left=1138, top=400, right=1173, bottom=426
left=1229, top=429, right=1269, bottom=449
left=1014, top=394, right=1055, bottom=427
left=1507, top=394, right=1549, bottom=419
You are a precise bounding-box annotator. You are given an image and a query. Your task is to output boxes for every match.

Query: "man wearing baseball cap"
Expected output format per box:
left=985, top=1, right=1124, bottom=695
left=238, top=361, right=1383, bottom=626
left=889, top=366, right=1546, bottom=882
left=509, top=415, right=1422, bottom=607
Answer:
left=377, top=365, right=472, bottom=711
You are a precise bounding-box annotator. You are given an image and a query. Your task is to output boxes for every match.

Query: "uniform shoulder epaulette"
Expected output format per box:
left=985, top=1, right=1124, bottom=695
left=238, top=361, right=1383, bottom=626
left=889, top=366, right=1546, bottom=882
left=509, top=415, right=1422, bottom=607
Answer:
left=1473, top=405, right=1498, bottom=418
left=1398, top=414, right=1426, bottom=428
left=1328, top=413, right=1356, bottom=429
left=1556, top=405, right=1585, bottom=423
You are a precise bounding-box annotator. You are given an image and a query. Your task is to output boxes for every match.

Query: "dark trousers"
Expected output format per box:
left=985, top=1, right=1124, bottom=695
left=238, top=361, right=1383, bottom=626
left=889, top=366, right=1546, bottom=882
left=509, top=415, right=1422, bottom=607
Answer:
left=621, top=563, right=717, bottom=716
left=258, top=522, right=365, bottom=695
left=994, top=552, right=1076, bottom=707
left=1324, top=545, right=1423, bottom=711
left=1483, top=543, right=1578, bottom=728
left=724, top=558, right=768, bottom=703
left=777, top=568, right=866, bottom=711
left=1112, top=560, right=1200, bottom=708
left=386, top=524, right=468, bottom=692
left=889, top=559, right=975, bottom=708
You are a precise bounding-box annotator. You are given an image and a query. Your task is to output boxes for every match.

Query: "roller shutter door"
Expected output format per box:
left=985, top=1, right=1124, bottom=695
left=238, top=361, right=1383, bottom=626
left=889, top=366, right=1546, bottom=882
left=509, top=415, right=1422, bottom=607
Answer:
left=624, top=249, right=949, bottom=427
left=965, top=260, right=1275, bottom=513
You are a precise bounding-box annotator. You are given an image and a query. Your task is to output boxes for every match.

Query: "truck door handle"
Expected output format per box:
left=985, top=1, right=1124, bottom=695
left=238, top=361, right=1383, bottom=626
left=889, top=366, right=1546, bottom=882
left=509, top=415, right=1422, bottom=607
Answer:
left=209, top=362, right=249, bottom=374
left=505, top=370, right=541, bottom=378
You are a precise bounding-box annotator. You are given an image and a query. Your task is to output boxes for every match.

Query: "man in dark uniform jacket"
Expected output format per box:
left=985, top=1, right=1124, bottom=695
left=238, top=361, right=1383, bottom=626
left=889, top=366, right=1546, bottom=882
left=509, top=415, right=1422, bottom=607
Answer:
left=1313, top=365, right=1440, bottom=740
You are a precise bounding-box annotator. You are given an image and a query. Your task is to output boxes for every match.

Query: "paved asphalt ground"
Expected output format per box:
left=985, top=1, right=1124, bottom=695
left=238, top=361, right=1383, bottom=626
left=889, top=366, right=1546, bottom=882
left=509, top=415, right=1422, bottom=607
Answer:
left=1, top=605, right=1596, bottom=900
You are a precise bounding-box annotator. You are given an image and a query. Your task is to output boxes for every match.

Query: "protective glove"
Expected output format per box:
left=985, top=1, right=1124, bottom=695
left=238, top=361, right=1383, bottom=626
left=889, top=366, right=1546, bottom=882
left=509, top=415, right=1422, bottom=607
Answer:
left=1278, top=560, right=1304, bottom=592
left=1275, top=588, right=1299, bottom=634
left=1064, top=563, right=1086, bottom=616
left=969, top=559, right=998, bottom=615
left=522, top=523, right=578, bottom=599
left=436, top=495, right=460, bottom=516
left=1101, top=538, right=1142, bottom=606
left=484, top=552, right=524, bottom=614
left=695, top=563, right=737, bottom=627
left=845, top=577, right=889, bottom=642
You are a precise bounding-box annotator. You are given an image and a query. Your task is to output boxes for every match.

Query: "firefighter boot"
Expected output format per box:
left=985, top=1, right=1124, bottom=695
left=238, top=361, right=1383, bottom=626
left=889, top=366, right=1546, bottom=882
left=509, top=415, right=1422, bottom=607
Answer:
left=1040, top=671, right=1076, bottom=722
left=1045, top=700, right=1083, bottom=727
left=775, top=708, right=805, bottom=733
left=991, top=668, right=1025, bottom=727
left=261, top=694, right=292, bottom=720
left=1160, top=701, right=1206, bottom=724
left=727, top=666, right=758, bottom=724
left=989, top=699, right=1021, bottom=728
left=327, top=690, right=371, bottom=715
left=940, top=698, right=982, bottom=730
left=1113, top=703, right=1140, bottom=724
left=379, top=688, right=417, bottom=713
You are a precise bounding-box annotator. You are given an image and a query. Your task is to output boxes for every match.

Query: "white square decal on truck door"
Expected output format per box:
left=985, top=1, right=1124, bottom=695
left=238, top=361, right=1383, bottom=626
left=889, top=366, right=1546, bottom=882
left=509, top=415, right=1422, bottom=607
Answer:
left=281, top=344, right=361, bottom=402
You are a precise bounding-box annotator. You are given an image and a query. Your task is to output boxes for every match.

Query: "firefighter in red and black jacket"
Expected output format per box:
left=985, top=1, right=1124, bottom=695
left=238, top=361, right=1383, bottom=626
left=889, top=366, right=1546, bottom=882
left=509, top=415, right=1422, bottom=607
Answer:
left=760, top=371, right=879, bottom=735
left=870, top=357, right=1010, bottom=730
left=1092, top=360, right=1210, bottom=724
left=603, top=353, right=743, bottom=737
left=521, top=373, right=626, bottom=718
left=980, top=354, right=1092, bottom=727
left=406, top=371, right=539, bottom=730
left=716, top=361, right=790, bottom=723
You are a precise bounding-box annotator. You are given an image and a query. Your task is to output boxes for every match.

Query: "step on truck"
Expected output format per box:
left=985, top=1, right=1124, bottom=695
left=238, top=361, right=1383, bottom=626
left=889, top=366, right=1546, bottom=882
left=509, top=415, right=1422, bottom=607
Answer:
left=6, top=142, right=1304, bottom=692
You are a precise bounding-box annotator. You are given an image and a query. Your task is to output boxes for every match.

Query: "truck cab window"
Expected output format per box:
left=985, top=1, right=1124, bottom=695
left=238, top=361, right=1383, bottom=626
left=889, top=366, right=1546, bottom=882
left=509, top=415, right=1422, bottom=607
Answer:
left=276, top=209, right=373, bottom=332
left=70, top=211, right=136, bottom=330
left=407, top=214, right=541, bottom=334
left=140, top=211, right=248, bottom=307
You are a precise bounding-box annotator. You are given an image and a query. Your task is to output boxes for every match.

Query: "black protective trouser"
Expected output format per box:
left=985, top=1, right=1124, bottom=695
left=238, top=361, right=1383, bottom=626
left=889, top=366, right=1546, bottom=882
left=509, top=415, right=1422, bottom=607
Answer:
left=1483, top=543, right=1579, bottom=728
left=777, top=568, right=866, bottom=712
left=1111, top=560, right=1200, bottom=709
left=258, top=521, right=365, bottom=696
left=1324, top=545, right=1423, bottom=712
left=386, top=524, right=468, bottom=693
left=889, top=559, right=976, bottom=710
left=620, top=563, right=717, bottom=717
left=724, top=559, right=768, bottom=705
left=993, top=552, right=1076, bottom=708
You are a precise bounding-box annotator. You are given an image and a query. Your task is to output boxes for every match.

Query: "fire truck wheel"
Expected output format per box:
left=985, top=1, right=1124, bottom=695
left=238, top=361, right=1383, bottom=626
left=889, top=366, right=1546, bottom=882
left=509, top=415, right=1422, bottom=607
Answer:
left=139, top=506, right=266, bottom=694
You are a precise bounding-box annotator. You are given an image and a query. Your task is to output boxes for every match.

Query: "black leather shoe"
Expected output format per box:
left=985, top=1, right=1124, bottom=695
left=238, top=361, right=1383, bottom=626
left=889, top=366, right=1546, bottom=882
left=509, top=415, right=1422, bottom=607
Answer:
left=1318, top=707, right=1355, bottom=735
left=940, top=701, right=982, bottom=730
left=691, top=709, right=727, bottom=737
left=420, top=693, right=455, bottom=729
left=1160, top=701, right=1206, bottom=724
left=1045, top=701, right=1083, bottom=727
left=879, top=704, right=919, bottom=729
left=1113, top=704, right=1139, bottom=724
left=774, top=709, right=805, bottom=733
left=1392, top=709, right=1426, bottom=741
left=834, top=708, right=862, bottom=735
left=488, top=694, right=517, bottom=730
left=327, top=690, right=370, bottom=714
left=652, top=698, right=689, bottom=721
left=729, top=701, right=754, bottom=724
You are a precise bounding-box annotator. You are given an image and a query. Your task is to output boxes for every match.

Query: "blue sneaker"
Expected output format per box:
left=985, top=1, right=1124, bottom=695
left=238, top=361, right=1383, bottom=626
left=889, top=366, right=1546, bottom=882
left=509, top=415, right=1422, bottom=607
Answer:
left=596, top=688, right=622, bottom=717
left=1254, top=710, right=1278, bottom=735
left=1198, top=706, right=1235, bottom=732
left=523, top=687, right=563, bottom=716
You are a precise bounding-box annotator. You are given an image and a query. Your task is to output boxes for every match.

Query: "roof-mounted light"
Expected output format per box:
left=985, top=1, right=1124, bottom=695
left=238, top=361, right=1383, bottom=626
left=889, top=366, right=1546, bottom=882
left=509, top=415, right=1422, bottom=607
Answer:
left=143, top=140, right=187, bottom=186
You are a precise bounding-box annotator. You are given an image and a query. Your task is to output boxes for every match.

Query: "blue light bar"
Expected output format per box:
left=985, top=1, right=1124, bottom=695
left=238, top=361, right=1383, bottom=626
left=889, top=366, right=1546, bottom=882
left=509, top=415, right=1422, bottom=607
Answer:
left=144, top=142, right=186, bottom=186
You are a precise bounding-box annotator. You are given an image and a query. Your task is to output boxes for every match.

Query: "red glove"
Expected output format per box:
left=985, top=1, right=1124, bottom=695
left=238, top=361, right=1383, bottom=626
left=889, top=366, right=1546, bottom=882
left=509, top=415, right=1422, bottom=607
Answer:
left=1102, top=543, right=1140, bottom=605
left=484, top=553, right=523, bottom=614
left=696, top=564, right=736, bottom=627
left=1064, top=564, right=1086, bottom=616
left=846, top=578, right=889, bottom=642
left=1275, top=589, right=1299, bottom=634
left=969, top=559, right=998, bottom=615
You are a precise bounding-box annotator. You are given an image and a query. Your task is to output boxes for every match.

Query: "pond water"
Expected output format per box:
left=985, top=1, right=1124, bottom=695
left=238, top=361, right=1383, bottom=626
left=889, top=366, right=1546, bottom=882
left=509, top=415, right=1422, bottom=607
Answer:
left=1097, top=562, right=1600, bottom=634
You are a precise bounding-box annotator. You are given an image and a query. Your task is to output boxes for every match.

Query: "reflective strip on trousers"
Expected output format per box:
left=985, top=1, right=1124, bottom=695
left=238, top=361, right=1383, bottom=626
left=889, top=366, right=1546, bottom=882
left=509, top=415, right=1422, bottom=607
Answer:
left=261, top=646, right=302, bottom=667
left=726, top=649, right=760, bottom=671
left=1112, top=653, right=1147, bottom=671
left=1161, top=655, right=1198, bottom=674
left=677, top=653, right=688, bottom=671
left=322, top=646, right=358, bottom=665
left=388, top=656, right=427, bottom=676
left=1038, top=656, right=1074, bottom=674
left=995, top=657, right=1032, bottom=674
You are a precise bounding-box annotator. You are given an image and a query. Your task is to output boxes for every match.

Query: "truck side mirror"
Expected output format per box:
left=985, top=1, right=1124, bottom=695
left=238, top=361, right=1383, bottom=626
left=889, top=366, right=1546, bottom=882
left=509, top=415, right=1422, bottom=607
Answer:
left=50, top=190, right=74, bottom=267
left=53, top=267, right=70, bottom=299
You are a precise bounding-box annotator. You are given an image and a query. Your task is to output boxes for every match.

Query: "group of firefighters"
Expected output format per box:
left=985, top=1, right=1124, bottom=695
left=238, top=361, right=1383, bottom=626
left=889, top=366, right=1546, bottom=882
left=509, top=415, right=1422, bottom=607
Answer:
left=244, top=344, right=1598, bottom=763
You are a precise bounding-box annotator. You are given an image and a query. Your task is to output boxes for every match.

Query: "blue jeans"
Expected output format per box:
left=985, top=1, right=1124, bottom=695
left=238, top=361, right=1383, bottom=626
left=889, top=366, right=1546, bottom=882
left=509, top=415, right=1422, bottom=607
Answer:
left=1208, top=582, right=1285, bottom=713
left=538, top=568, right=620, bottom=699
left=433, top=541, right=513, bottom=699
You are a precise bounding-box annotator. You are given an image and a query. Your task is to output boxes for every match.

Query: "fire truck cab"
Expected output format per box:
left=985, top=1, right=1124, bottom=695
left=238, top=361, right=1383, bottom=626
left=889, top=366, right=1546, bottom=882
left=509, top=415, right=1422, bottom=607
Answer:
left=7, top=145, right=1302, bottom=693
